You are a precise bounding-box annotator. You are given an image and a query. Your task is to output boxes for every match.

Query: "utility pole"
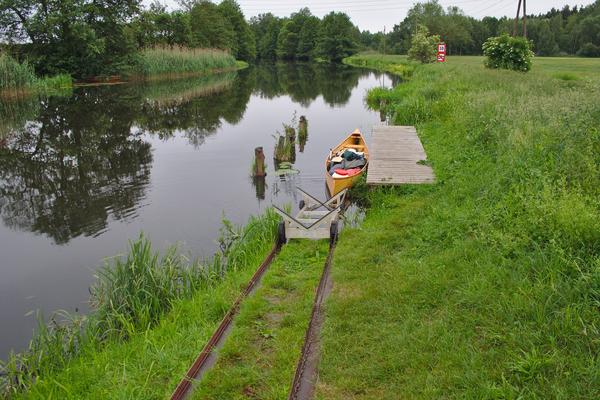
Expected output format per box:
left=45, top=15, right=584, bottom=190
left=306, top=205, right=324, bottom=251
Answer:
left=513, top=0, right=528, bottom=38
left=513, top=0, right=522, bottom=36
left=383, top=26, right=386, bottom=54
left=522, top=0, right=527, bottom=38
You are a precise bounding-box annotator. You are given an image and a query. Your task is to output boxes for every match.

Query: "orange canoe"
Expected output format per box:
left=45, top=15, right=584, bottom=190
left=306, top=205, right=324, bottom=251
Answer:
left=325, top=129, right=369, bottom=196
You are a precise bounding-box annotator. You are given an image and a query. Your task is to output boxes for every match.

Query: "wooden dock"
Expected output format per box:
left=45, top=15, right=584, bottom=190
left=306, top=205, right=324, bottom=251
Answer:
left=366, top=125, right=435, bottom=185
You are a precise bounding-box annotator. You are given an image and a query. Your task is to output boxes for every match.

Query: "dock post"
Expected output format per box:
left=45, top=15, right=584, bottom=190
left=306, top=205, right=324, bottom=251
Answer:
left=298, top=116, right=308, bottom=152
left=254, top=147, right=266, bottom=177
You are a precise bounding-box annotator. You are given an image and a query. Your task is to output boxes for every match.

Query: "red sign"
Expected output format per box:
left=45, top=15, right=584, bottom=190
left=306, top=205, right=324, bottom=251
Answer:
left=437, top=42, right=446, bottom=62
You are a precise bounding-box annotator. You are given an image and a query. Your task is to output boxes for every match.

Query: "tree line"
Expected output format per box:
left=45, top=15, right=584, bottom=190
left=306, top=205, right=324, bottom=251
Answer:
left=0, top=0, right=360, bottom=78
left=360, top=0, right=600, bottom=57
left=2, top=0, right=599, bottom=79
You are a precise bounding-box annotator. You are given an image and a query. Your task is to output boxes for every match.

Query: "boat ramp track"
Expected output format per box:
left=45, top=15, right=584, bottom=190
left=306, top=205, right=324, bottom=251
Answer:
left=170, top=236, right=337, bottom=400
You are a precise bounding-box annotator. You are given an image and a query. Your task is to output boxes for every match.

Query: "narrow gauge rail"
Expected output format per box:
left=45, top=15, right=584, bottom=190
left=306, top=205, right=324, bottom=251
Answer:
left=288, top=241, right=336, bottom=400
left=170, top=238, right=337, bottom=400
left=170, top=243, right=280, bottom=400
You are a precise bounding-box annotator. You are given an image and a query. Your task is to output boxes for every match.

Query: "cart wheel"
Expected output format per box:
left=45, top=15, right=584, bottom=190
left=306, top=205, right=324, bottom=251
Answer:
left=277, top=221, right=287, bottom=246
left=329, top=221, right=339, bottom=245
left=299, top=200, right=305, bottom=210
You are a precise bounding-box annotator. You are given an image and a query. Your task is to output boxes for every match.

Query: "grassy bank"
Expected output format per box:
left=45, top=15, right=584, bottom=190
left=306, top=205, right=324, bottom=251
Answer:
left=315, top=56, right=600, bottom=398
left=193, top=240, right=328, bottom=399
left=134, top=47, right=242, bottom=78
left=1, top=48, right=245, bottom=97
left=1, top=213, right=278, bottom=398
left=343, top=53, right=415, bottom=79
left=0, top=54, right=72, bottom=98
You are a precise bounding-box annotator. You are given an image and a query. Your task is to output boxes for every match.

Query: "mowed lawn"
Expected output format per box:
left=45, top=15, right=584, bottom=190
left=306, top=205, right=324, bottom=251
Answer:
left=318, top=56, right=600, bottom=399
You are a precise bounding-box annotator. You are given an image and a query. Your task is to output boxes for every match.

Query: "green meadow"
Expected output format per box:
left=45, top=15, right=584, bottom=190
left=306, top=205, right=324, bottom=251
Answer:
left=316, top=54, right=600, bottom=398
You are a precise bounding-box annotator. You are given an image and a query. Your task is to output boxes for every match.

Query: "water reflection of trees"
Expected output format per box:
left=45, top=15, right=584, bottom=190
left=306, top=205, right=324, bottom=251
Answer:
left=0, top=64, right=379, bottom=243
left=0, top=92, right=153, bottom=244
left=251, top=62, right=371, bottom=107
left=0, top=73, right=250, bottom=244
left=135, top=72, right=252, bottom=145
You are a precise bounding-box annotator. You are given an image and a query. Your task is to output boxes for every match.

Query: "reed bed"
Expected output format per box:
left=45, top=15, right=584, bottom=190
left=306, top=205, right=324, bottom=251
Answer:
left=0, top=211, right=279, bottom=397
left=136, top=47, right=237, bottom=77
left=0, top=54, right=37, bottom=90
left=0, top=53, right=72, bottom=99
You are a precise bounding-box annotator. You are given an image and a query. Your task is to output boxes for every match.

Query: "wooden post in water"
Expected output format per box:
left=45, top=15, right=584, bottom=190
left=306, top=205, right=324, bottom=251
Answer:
left=285, top=126, right=296, bottom=163
left=298, top=116, right=308, bottom=153
left=254, top=147, right=266, bottom=177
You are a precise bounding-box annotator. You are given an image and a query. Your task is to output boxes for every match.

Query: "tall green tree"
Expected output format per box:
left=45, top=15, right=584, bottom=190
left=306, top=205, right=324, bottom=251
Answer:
left=250, top=13, right=281, bottom=60
left=0, top=0, right=141, bottom=77
left=297, top=15, right=320, bottom=60
left=276, top=8, right=321, bottom=60
left=317, top=12, right=358, bottom=62
left=189, top=1, right=234, bottom=50
left=131, top=2, right=192, bottom=48
left=217, top=0, right=255, bottom=61
left=277, top=19, right=299, bottom=60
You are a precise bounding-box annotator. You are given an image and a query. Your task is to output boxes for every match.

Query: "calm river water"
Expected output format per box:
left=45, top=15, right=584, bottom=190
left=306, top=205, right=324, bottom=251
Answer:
left=0, top=63, right=394, bottom=359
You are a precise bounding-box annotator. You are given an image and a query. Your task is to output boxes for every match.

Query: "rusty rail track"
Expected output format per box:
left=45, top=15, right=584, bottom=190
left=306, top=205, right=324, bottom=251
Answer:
left=170, top=243, right=280, bottom=400
left=288, top=242, right=336, bottom=400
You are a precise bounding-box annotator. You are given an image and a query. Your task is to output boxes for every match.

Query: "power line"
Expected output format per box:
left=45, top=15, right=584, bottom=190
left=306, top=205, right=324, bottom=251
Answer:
left=239, top=0, right=499, bottom=11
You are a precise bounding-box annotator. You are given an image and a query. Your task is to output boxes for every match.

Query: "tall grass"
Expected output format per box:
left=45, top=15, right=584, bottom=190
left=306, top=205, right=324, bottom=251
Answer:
left=0, top=210, right=278, bottom=397
left=136, top=47, right=237, bottom=77
left=344, top=53, right=416, bottom=79
left=0, top=53, right=72, bottom=97
left=0, top=54, right=37, bottom=90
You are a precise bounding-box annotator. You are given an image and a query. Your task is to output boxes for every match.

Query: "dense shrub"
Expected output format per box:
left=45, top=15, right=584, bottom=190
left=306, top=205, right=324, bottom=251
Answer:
left=483, top=34, right=534, bottom=72
left=408, top=25, right=440, bottom=64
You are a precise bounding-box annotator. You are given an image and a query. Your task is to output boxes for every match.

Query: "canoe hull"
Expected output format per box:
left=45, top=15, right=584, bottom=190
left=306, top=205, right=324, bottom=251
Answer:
left=325, top=129, right=369, bottom=196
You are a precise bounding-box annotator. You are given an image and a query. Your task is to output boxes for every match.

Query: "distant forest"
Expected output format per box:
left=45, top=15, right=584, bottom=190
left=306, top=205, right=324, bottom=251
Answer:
left=1, top=0, right=599, bottom=78
left=365, top=0, right=600, bottom=57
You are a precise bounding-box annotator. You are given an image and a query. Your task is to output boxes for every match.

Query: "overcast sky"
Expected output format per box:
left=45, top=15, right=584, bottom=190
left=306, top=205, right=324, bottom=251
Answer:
left=160, top=1, right=596, bottom=32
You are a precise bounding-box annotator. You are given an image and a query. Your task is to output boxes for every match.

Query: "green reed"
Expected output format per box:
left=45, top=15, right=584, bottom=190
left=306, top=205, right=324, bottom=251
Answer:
left=136, top=47, right=237, bottom=77
left=0, top=210, right=278, bottom=397
left=0, top=54, right=37, bottom=90
left=0, top=53, right=72, bottom=100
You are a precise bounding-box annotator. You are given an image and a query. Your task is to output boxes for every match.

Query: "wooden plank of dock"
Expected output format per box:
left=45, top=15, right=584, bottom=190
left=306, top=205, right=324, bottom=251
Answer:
left=367, top=125, right=435, bottom=185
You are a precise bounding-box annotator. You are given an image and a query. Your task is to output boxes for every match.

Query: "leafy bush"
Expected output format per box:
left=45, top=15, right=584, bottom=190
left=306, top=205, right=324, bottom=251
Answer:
left=483, top=34, right=534, bottom=72
left=408, top=25, right=440, bottom=64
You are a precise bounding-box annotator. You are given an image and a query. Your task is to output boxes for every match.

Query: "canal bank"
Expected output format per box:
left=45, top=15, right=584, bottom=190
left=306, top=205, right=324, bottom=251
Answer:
left=315, top=55, right=600, bottom=398
left=0, top=62, right=390, bottom=397
left=5, top=55, right=600, bottom=398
